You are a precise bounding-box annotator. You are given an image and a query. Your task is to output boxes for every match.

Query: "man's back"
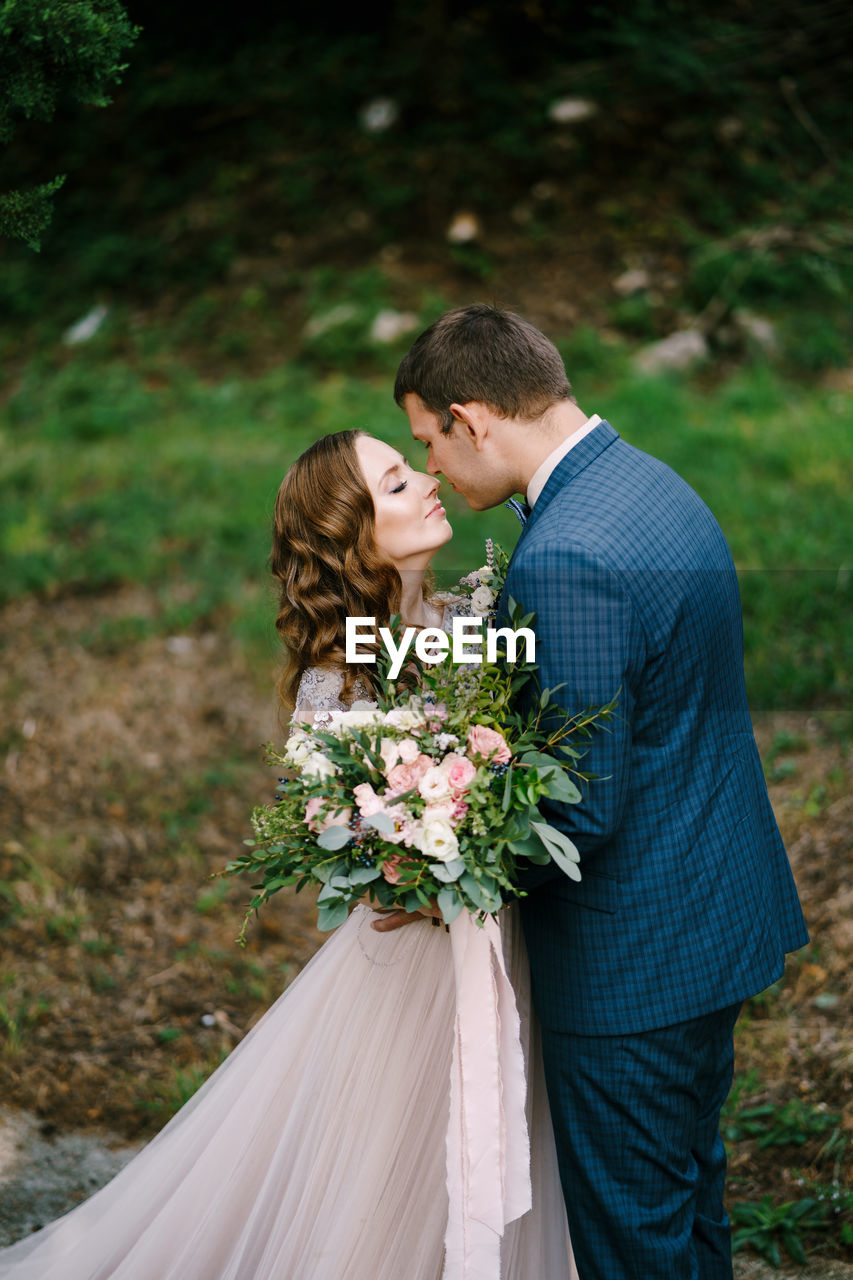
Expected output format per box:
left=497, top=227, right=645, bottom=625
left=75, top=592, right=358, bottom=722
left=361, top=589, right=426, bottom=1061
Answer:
left=506, top=423, right=808, bottom=1033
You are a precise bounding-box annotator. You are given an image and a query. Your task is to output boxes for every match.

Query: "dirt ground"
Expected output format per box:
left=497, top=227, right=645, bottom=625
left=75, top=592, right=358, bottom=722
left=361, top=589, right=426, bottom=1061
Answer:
left=0, top=587, right=850, bottom=1267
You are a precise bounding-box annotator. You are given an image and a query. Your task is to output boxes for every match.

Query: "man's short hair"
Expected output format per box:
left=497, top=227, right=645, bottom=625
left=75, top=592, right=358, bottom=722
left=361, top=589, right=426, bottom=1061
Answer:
left=394, top=303, right=575, bottom=433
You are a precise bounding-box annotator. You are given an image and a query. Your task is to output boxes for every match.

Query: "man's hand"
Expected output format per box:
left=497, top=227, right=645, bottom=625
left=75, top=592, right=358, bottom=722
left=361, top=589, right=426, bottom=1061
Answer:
left=371, top=902, right=443, bottom=932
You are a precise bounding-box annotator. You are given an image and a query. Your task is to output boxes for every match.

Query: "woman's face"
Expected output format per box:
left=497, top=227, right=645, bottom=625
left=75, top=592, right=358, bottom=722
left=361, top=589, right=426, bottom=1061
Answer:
left=355, top=434, right=452, bottom=571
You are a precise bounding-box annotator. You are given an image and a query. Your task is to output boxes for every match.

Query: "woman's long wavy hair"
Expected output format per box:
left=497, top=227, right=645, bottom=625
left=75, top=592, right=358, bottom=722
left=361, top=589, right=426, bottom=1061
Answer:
left=271, top=429, right=432, bottom=709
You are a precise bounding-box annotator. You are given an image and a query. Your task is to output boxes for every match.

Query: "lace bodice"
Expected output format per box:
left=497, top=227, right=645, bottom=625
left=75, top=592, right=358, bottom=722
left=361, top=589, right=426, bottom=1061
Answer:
left=291, top=598, right=474, bottom=728
left=292, top=666, right=373, bottom=726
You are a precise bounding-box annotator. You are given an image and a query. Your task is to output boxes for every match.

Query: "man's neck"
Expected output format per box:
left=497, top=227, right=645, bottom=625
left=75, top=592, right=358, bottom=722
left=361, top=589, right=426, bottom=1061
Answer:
left=511, top=401, right=590, bottom=494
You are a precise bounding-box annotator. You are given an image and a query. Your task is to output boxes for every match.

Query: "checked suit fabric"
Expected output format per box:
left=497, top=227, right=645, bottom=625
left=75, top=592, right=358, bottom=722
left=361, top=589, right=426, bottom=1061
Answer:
left=499, top=420, right=808, bottom=1038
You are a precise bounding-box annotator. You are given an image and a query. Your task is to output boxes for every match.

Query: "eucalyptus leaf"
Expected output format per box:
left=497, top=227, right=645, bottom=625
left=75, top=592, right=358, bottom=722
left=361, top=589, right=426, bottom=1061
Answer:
left=314, top=856, right=346, bottom=884
left=349, top=863, right=382, bottom=885
left=519, top=749, right=562, bottom=774
left=316, top=824, right=352, bottom=850
left=362, top=811, right=396, bottom=834
left=317, top=882, right=343, bottom=903
left=508, top=833, right=550, bottom=863
left=460, top=871, right=502, bottom=912
left=501, top=764, right=514, bottom=812
left=317, top=900, right=349, bottom=931
left=530, top=820, right=582, bottom=881
left=543, top=771, right=582, bottom=804
left=430, top=858, right=465, bottom=883
left=437, top=887, right=464, bottom=925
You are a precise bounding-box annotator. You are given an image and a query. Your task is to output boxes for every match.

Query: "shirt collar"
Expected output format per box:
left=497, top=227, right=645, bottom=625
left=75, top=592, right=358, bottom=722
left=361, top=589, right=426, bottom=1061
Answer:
left=526, top=414, right=602, bottom=507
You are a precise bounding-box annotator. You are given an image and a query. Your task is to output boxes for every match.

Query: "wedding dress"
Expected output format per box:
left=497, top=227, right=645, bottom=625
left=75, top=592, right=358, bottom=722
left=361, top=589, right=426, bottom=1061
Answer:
left=0, top=636, right=576, bottom=1279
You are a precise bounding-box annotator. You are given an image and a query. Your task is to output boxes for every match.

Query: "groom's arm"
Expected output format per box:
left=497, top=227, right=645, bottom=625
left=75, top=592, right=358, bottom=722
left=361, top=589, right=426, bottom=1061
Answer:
left=508, top=542, right=645, bottom=890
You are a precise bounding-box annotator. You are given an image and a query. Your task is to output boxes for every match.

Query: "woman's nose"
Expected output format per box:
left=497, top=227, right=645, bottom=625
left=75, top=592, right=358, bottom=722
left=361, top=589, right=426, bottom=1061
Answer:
left=422, top=471, right=439, bottom=497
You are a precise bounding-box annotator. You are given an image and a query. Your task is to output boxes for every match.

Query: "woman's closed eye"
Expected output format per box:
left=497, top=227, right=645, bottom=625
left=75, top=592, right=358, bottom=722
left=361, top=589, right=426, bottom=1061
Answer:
left=390, top=479, right=408, bottom=494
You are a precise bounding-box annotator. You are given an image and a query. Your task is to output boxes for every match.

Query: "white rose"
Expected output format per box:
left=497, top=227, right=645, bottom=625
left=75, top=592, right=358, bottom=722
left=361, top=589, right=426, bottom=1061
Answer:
left=301, top=751, right=338, bottom=781
left=329, top=701, right=381, bottom=733
left=379, top=737, right=400, bottom=772
left=418, top=765, right=452, bottom=803
left=476, top=565, right=494, bottom=582
left=412, top=813, right=459, bottom=862
left=284, top=728, right=315, bottom=766
left=383, top=704, right=425, bottom=731
left=397, top=736, right=421, bottom=764
left=470, top=585, right=495, bottom=616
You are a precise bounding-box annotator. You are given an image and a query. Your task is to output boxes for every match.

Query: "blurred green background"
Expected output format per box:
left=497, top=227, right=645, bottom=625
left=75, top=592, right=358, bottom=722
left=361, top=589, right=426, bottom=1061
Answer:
left=1, top=7, right=852, bottom=1263
left=1, top=0, right=851, bottom=705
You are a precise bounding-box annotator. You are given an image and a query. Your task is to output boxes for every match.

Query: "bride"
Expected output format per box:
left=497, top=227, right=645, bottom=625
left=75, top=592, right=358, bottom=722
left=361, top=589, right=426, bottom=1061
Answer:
left=0, top=429, right=575, bottom=1280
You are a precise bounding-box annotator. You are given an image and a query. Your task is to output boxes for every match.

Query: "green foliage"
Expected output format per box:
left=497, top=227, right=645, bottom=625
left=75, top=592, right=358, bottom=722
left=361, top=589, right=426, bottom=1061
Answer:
left=1, top=347, right=849, bottom=708
left=0, top=0, right=138, bottom=246
left=0, top=0, right=138, bottom=138
left=579, top=362, right=852, bottom=709
left=138, top=1057, right=224, bottom=1118
left=730, top=1195, right=829, bottom=1267
left=724, top=1096, right=839, bottom=1149
left=0, top=173, right=65, bottom=250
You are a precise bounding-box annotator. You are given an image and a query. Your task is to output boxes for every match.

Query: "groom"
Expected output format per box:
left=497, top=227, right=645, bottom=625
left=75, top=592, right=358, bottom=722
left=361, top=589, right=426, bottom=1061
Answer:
left=380, top=305, right=808, bottom=1279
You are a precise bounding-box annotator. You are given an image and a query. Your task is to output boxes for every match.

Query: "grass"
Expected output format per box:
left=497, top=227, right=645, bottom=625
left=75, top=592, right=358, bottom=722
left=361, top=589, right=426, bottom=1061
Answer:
left=1, top=328, right=850, bottom=708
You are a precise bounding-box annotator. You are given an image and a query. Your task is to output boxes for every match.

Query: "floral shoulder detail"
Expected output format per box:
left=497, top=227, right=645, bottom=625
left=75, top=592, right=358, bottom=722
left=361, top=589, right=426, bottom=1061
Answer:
left=293, top=666, right=374, bottom=727
left=432, top=592, right=474, bottom=622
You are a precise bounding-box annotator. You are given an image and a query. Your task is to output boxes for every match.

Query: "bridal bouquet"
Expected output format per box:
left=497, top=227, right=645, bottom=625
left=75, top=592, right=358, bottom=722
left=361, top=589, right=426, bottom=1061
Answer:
left=225, top=554, right=616, bottom=936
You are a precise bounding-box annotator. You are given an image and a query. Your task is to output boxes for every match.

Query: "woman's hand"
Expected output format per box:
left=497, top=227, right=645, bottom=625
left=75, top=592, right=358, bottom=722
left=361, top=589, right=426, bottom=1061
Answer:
left=370, top=902, right=443, bottom=932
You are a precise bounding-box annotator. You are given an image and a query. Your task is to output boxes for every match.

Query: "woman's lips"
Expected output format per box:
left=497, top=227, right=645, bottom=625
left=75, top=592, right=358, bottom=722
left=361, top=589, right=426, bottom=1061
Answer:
left=426, top=500, right=445, bottom=518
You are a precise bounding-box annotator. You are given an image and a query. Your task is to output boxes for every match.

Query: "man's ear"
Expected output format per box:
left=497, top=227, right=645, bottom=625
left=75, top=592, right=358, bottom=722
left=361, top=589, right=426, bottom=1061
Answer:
left=449, top=401, right=492, bottom=449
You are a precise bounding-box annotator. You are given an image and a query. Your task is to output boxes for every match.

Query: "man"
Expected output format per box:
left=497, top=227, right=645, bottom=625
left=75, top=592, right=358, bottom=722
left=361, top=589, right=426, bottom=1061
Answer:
left=379, top=304, right=808, bottom=1279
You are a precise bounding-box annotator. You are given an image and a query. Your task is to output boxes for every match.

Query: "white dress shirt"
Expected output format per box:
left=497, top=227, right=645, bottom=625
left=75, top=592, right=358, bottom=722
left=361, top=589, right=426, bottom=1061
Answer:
left=526, top=414, right=602, bottom=507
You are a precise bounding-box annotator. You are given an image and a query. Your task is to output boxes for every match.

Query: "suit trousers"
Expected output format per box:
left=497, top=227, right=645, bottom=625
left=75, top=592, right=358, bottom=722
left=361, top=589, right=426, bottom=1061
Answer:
left=540, top=1002, right=742, bottom=1280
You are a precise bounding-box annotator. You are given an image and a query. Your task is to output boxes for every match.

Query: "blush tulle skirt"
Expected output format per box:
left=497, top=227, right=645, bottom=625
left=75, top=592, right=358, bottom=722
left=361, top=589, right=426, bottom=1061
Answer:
left=0, top=905, right=574, bottom=1279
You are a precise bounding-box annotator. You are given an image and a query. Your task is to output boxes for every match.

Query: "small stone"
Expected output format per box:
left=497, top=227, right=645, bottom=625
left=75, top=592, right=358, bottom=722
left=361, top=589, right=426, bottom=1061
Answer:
left=717, top=116, right=745, bottom=143
left=200, top=1013, right=217, bottom=1027
left=732, top=309, right=778, bottom=354
left=370, top=310, right=419, bottom=344
left=548, top=98, right=598, bottom=125
left=634, top=329, right=708, bottom=375
left=359, top=98, right=398, bottom=134
left=613, top=268, right=651, bottom=297
left=813, top=992, right=841, bottom=1011
left=446, top=212, right=481, bottom=244
left=304, top=304, right=358, bottom=339
left=165, top=636, right=195, bottom=656
left=63, top=304, right=109, bottom=346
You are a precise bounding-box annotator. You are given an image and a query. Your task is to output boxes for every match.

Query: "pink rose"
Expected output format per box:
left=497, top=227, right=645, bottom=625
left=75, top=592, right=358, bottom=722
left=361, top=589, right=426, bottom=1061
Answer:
left=424, top=700, right=448, bottom=730
left=440, top=753, right=477, bottom=796
left=451, top=799, right=469, bottom=824
left=352, top=783, right=385, bottom=816
left=381, top=854, right=416, bottom=885
left=397, top=737, right=421, bottom=765
left=386, top=753, right=432, bottom=795
left=382, top=803, right=413, bottom=846
left=467, top=724, right=512, bottom=764
left=382, top=856, right=403, bottom=884
left=305, top=796, right=352, bottom=833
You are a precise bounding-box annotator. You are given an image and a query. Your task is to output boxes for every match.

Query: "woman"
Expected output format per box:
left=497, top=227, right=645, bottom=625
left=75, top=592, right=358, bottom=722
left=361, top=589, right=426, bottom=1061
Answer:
left=0, top=431, right=574, bottom=1279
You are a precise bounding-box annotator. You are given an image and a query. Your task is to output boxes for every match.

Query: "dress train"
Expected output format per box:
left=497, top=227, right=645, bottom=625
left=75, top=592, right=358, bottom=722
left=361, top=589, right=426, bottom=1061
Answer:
left=0, top=905, right=574, bottom=1279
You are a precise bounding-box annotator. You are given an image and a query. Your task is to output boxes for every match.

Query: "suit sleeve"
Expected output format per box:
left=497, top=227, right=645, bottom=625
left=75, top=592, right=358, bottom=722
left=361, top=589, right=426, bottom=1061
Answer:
left=506, top=542, right=646, bottom=889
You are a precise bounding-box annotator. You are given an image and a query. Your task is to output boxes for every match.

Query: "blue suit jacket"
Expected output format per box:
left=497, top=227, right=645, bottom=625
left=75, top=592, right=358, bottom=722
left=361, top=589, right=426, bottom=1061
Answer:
left=502, top=421, right=808, bottom=1036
